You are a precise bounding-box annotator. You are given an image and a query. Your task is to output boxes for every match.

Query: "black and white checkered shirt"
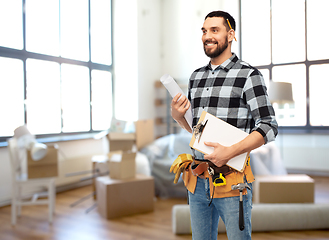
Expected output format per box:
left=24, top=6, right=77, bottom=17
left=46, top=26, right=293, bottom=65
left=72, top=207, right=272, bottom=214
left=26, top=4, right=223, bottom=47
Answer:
left=188, top=53, right=278, bottom=144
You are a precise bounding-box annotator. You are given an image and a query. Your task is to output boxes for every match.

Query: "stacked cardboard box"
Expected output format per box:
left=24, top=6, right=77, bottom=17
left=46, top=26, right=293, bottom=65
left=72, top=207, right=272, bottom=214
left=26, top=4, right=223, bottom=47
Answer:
left=108, top=151, right=136, bottom=180
left=135, top=119, right=154, bottom=150
left=27, top=145, right=58, bottom=179
left=253, top=174, right=314, bottom=203
left=96, top=174, right=155, bottom=219
left=107, top=132, right=136, bottom=180
left=106, top=119, right=154, bottom=180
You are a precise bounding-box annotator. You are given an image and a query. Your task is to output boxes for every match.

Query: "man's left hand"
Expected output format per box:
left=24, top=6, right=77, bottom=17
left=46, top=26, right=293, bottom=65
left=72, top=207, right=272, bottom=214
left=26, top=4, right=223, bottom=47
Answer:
left=203, top=142, right=231, bottom=167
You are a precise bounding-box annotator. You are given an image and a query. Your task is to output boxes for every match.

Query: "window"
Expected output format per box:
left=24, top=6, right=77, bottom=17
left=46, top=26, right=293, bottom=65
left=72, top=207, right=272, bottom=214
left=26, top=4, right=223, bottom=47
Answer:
left=240, top=0, right=329, bottom=130
left=0, top=0, right=113, bottom=142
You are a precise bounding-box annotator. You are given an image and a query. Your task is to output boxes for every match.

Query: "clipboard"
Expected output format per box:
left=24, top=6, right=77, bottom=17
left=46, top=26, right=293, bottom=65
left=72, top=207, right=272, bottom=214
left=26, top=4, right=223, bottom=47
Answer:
left=189, top=111, right=249, bottom=172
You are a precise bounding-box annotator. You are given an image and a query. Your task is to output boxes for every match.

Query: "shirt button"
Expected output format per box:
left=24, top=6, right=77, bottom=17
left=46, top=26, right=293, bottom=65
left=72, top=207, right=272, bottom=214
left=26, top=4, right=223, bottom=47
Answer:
left=207, top=88, right=209, bottom=91
left=212, top=72, right=214, bottom=74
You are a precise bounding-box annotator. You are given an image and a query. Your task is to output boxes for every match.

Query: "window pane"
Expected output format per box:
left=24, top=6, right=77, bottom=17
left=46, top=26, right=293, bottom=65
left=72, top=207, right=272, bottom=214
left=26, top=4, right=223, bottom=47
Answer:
left=272, top=64, right=306, bottom=126
left=91, top=70, right=112, bottom=130
left=90, top=0, right=112, bottom=65
left=0, top=57, right=24, bottom=136
left=309, top=64, right=329, bottom=126
left=26, top=59, right=61, bottom=134
left=0, top=0, right=23, bottom=49
left=60, top=0, right=89, bottom=61
left=272, top=0, right=305, bottom=64
left=61, top=64, right=90, bottom=132
left=307, top=0, right=329, bottom=60
left=241, top=0, right=271, bottom=66
left=26, top=0, right=59, bottom=56
left=259, top=68, right=270, bottom=88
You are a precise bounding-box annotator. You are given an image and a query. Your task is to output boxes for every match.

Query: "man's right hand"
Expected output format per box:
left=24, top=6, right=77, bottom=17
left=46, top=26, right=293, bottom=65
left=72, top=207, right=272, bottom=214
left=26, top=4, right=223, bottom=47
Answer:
left=171, top=93, right=190, bottom=121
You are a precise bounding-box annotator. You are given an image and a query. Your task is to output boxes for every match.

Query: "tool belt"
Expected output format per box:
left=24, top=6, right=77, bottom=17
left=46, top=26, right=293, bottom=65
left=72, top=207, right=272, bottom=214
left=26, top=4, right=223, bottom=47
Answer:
left=191, top=159, right=235, bottom=187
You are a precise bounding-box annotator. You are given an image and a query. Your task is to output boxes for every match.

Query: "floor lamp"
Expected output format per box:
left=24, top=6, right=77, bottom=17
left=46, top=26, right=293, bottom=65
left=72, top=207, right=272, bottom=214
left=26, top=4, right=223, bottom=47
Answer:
left=268, top=81, right=294, bottom=161
left=14, top=125, right=48, bottom=161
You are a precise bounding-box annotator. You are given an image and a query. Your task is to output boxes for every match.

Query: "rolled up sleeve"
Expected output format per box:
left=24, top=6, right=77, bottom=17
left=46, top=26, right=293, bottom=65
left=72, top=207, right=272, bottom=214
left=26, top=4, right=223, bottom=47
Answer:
left=244, top=70, right=278, bottom=144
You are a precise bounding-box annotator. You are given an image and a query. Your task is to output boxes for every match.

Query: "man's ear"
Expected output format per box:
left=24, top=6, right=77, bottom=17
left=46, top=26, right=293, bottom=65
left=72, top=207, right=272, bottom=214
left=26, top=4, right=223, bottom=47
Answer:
left=228, top=29, right=236, bottom=43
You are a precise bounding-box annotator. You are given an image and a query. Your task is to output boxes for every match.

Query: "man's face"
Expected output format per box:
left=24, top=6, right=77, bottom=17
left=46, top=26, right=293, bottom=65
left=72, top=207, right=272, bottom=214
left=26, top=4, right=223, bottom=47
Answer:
left=202, top=17, right=229, bottom=59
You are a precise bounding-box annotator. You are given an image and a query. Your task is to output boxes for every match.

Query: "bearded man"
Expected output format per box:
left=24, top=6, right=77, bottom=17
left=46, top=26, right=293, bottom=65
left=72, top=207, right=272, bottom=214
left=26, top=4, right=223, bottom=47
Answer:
left=170, top=10, right=278, bottom=240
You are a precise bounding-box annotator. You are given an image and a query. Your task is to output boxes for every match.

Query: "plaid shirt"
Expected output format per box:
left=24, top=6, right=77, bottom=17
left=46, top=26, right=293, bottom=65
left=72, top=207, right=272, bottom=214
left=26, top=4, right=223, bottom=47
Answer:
left=188, top=53, right=278, bottom=144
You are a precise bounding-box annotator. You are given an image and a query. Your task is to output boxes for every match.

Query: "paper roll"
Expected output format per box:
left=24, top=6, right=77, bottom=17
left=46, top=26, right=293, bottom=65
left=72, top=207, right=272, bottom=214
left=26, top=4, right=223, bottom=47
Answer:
left=160, top=74, right=193, bottom=129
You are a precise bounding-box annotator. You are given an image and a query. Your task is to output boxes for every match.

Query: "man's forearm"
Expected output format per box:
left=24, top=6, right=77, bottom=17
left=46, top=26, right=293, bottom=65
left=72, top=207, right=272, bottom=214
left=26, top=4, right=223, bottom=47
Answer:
left=175, top=117, right=192, bottom=133
left=204, top=130, right=265, bottom=167
left=230, top=131, right=265, bottom=158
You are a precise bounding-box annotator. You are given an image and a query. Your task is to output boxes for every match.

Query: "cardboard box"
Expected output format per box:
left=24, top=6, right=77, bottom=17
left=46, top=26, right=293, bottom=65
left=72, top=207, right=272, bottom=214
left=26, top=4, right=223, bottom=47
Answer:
left=106, top=120, right=154, bottom=179
left=135, top=119, right=154, bottom=150
left=107, top=132, right=136, bottom=180
left=27, top=145, right=58, bottom=179
left=108, top=151, right=136, bottom=179
left=96, top=175, right=154, bottom=219
left=106, top=119, right=154, bottom=151
left=107, top=132, right=135, bottom=152
left=253, top=174, right=314, bottom=203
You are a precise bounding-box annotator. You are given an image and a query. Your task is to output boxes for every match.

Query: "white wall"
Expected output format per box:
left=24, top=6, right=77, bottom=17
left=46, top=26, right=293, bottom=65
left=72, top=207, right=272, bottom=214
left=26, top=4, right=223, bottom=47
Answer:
left=113, top=0, right=139, bottom=121
left=113, top=0, right=162, bottom=121
left=137, top=0, right=162, bottom=120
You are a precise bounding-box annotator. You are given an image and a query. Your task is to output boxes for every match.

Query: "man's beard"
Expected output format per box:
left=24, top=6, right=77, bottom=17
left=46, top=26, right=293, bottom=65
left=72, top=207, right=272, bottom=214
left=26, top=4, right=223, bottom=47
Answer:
left=203, top=37, right=229, bottom=58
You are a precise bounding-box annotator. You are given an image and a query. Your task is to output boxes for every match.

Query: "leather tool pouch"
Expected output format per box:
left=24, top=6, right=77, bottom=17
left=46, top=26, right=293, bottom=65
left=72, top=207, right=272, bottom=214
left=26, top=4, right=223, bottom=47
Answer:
left=208, top=163, right=234, bottom=187
left=191, top=160, right=234, bottom=186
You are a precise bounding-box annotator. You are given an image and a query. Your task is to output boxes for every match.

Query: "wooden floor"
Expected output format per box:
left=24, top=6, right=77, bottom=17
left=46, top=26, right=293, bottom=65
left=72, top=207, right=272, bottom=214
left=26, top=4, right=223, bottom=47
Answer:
left=0, top=176, right=328, bottom=240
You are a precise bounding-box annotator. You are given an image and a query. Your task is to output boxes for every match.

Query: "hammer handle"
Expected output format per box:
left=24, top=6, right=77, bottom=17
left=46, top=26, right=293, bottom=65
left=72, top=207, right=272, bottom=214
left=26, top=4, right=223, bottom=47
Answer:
left=239, top=199, right=244, bottom=231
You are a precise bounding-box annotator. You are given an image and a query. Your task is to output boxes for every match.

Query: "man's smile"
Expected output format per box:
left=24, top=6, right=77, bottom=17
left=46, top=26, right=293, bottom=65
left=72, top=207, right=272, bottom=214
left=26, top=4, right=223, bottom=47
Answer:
left=204, top=41, right=217, bottom=48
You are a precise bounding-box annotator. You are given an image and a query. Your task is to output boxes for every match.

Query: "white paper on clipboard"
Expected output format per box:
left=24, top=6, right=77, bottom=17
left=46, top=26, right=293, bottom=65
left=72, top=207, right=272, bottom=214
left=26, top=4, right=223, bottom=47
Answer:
left=189, top=111, right=249, bottom=172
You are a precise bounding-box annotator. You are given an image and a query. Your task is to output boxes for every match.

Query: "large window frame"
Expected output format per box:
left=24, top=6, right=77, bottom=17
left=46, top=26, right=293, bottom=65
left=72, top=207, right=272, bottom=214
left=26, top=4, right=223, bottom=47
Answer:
left=239, top=0, right=329, bottom=134
left=0, top=0, right=114, bottom=145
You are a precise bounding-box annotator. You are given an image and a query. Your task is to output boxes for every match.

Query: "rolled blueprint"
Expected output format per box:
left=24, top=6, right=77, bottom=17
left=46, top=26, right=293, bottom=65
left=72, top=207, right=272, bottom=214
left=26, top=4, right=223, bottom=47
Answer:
left=160, top=74, right=193, bottom=129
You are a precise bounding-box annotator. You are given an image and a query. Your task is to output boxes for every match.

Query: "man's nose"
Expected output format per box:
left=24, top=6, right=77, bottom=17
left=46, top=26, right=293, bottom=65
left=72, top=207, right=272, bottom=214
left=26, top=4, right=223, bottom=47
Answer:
left=204, top=32, right=213, bottom=40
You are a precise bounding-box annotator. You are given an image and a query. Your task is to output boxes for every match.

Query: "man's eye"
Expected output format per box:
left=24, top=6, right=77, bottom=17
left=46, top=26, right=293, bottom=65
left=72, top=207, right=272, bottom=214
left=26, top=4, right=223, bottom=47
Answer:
left=212, top=29, right=218, bottom=33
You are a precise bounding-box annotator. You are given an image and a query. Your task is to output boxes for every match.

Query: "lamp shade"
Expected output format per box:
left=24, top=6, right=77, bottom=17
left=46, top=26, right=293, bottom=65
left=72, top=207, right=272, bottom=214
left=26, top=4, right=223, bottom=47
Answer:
left=30, top=142, right=48, bottom=161
left=14, top=125, right=32, bottom=138
left=14, top=125, right=35, bottom=147
left=268, top=81, right=294, bottom=104
left=13, top=125, right=48, bottom=161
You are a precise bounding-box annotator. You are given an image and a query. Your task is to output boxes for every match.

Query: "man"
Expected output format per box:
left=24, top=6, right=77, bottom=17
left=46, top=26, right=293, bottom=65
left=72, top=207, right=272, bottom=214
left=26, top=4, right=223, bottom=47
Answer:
left=171, top=11, right=278, bottom=240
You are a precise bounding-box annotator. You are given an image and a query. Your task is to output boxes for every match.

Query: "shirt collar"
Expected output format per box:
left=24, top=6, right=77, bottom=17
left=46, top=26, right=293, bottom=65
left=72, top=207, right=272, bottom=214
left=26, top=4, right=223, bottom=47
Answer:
left=206, top=53, right=239, bottom=72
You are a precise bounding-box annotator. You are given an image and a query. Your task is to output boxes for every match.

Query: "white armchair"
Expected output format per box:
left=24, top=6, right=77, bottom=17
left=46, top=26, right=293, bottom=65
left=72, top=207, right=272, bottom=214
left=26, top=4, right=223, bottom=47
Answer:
left=250, top=142, right=287, bottom=176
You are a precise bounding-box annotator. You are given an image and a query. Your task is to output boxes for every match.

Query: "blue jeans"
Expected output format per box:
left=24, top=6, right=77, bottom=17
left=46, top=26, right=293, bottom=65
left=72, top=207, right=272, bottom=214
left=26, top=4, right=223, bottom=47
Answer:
left=188, top=177, right=253, bottom=240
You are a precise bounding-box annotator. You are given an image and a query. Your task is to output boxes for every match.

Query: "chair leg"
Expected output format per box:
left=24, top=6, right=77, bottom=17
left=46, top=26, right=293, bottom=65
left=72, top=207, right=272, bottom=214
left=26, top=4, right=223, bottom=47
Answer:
left=48, top=182, right=52, bottom=224
left=17, top=185, right=22, bottom=217
left=48, top=180, right=56, bottom=224
left=52, top=180, right=56, bottom=214
left=11, top=185, right=17, bottom=226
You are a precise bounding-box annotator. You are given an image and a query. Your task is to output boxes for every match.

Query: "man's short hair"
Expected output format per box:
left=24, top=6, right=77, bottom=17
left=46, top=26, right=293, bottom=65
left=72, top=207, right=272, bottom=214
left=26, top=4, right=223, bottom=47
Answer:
left=205, top=11, right=236, bottom=31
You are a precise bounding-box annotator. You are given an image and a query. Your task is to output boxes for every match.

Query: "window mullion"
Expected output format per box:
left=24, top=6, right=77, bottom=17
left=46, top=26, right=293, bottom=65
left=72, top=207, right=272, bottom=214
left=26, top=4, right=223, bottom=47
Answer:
left=22, top=0, right=27, bottom=125
left=304, top=0, right=310, bottom=127
left=88, top=0, right=92, bottom=131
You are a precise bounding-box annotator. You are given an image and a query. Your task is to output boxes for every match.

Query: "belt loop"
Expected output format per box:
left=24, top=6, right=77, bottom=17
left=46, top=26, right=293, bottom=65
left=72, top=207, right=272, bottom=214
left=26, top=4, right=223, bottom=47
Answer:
left=190, top=147, right=197, bottom=160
